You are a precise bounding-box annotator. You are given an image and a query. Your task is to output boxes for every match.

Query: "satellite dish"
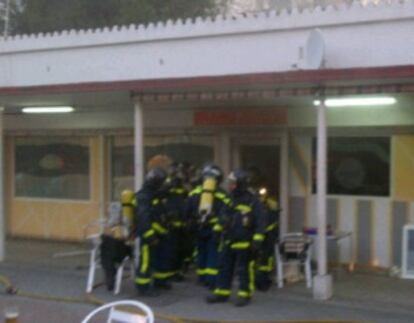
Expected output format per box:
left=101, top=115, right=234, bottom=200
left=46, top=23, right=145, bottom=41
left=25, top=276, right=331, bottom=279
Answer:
left=305, top=29, right=325, bottom=70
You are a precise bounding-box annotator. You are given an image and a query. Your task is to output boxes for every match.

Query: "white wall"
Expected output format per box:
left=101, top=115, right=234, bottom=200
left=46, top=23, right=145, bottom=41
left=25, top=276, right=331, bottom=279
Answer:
left=307, top=195, right=392, bottom=267
left=0, top=1, right=413, bottom=88
left=289, top=133, right=406, bottom=268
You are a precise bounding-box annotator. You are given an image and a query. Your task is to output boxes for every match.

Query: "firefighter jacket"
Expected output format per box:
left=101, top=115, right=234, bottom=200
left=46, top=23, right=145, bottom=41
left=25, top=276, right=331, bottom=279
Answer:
left=134, top=183, right=167, bottom=243
left=263, top=197, right=280, bottom=243
left=185, top=185, right=230, bottom=238
left=214, top=189, right=266, bottom=249
left=164, top=183, right=188, bottom=230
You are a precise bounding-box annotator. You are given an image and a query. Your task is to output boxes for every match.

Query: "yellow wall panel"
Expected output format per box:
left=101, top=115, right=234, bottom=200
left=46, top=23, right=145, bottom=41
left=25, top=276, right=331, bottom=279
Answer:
left=393, top=136, right=414, bottom=201
left=6, top=136, right=104, bottom=241
left=8, top=200, right=99, bottom=240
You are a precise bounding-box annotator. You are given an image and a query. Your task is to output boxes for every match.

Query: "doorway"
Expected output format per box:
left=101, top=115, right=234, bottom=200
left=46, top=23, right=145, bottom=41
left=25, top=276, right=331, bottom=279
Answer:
left=232, top=138, right=281, bottom=200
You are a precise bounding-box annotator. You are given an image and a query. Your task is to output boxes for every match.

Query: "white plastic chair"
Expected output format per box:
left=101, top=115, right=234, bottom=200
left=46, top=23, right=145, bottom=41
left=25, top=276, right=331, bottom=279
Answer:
left=276, top=232, right=313, bottom=288
left=113, top=255, right=135, bottom=295
left=85, top=219, right=135, bottom=295
left=81, top=300, right=154, bottom=323
left=86, top=233, right=101, bottom=294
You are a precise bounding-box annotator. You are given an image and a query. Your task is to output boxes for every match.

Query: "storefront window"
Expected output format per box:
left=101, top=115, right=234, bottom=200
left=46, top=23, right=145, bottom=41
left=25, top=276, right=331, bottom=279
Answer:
left=111, top=135, right=214, bottom=200
left=312, top=137, right=390, bottom=196
left=15, top=137, right=90, bottom=200
left=111, top=136, right=135, bottom=201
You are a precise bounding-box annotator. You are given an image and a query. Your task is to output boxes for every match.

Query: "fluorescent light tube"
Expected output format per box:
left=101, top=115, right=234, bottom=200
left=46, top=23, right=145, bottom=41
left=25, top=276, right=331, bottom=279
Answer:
left=22, top=106, right=74, bottom=113
left=313, top=97, right=396, bottom=107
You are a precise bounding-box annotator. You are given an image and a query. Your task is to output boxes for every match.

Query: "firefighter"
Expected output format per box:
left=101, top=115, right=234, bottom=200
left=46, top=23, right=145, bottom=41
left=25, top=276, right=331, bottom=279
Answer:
left=178, top=161, right=194, bottom=191
left=186, top=164, right=229, bottom=289
left=246, top=167, right=280, bottom=291
left=179, top=162, right=198, bottom=270
left=207, top=169, right=265, bottom=307
left=163, top=162, right=189, bottom=281
left=255, top=187, right=280, bottom=291
left=134, top=167, right=170, bottom=296
left=189, top=165, right=203, bottom=190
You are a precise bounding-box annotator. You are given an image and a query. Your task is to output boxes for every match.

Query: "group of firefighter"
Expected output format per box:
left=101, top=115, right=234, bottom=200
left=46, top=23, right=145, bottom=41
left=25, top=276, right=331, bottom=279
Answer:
left=101, top=158, right=280, bottom=307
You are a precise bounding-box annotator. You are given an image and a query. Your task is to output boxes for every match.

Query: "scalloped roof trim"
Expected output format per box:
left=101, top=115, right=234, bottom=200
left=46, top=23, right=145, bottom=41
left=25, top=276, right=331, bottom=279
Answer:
left=0, top=0, right=412, bottom=44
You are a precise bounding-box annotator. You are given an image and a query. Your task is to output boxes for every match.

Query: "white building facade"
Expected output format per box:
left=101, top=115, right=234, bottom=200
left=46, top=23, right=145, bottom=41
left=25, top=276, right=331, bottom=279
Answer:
left=0, top=0, right=414, bottom=273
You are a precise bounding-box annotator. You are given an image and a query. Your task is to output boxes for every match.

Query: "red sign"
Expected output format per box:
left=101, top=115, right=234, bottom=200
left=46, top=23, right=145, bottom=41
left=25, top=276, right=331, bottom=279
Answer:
left=193, top=109, right=287, bottom=126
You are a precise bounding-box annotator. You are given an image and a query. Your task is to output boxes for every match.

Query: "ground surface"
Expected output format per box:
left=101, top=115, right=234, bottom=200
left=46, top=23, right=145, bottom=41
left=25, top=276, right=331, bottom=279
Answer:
left=1, top=239, right=414, bottom=323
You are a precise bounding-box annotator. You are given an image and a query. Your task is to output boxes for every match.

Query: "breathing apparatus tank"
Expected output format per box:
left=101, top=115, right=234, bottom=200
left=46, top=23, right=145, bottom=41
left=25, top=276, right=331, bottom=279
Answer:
left=198, top=176, right=217, bottom=223
left=198, top=164, right=223, bottom=224
left=121, top=189, right=135, bottom=230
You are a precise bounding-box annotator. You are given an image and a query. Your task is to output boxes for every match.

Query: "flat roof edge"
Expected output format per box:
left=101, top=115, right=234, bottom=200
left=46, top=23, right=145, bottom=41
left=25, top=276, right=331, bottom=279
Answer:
left=1, top=65, right=414, bottom=96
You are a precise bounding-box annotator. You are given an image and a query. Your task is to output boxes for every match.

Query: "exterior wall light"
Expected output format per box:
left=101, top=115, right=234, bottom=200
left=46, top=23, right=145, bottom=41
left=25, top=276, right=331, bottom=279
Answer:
left=22, top=106, right=74, bottom=113
left=313, top=97, right=396, bottom=107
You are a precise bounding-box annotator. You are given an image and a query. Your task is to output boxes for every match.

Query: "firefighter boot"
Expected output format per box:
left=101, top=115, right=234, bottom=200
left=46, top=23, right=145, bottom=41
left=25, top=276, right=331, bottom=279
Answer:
left=138, top=289, right=160, bottom=297
left=206, top=294, right=228, bottom=304
left=234, top=297, right=251, bottom=307
left=154, top=281, right=172, bottom=290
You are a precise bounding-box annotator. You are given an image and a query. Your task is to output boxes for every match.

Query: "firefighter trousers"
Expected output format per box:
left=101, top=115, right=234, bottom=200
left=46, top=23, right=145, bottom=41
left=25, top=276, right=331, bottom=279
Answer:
left=167, top=227, right=187, bottom=275
left=135, top=241, right=155, bottom=292
left=153, top=232, right=176, bottom=285
left=135, top=234, right=174, bottom=292
left=196, top=236, right=219, bottom=286
left=255, top=236, right=275, bottom=290
left=214, top=244, right=255, bottom=299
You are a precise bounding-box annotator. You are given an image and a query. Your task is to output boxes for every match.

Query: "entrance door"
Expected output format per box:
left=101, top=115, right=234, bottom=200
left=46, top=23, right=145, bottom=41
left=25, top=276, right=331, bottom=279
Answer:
left=232, top=139, right=280, bottom=200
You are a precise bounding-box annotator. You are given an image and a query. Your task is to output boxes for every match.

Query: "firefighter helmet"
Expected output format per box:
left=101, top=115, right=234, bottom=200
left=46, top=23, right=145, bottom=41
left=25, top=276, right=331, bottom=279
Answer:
left=145, top=167, right=167, bottom=189
left=228, top=169, right=249, bottom=191
left=201, top=163, right=223, bottom=183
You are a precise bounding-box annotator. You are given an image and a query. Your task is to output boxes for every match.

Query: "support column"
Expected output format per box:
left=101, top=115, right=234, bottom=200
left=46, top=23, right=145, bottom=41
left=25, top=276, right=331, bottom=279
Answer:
left=0, top=109, right=4, bottom=261
left=134, top=100, right=145, bottom=191
left=313, top=97, right=332, bottom=300
left=279, top=130, right=289, bottom=236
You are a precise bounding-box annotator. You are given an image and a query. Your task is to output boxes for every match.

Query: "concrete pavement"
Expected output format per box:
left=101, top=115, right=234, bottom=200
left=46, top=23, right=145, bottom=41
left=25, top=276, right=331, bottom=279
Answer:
left=1, top=239, right=414, bottom=323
